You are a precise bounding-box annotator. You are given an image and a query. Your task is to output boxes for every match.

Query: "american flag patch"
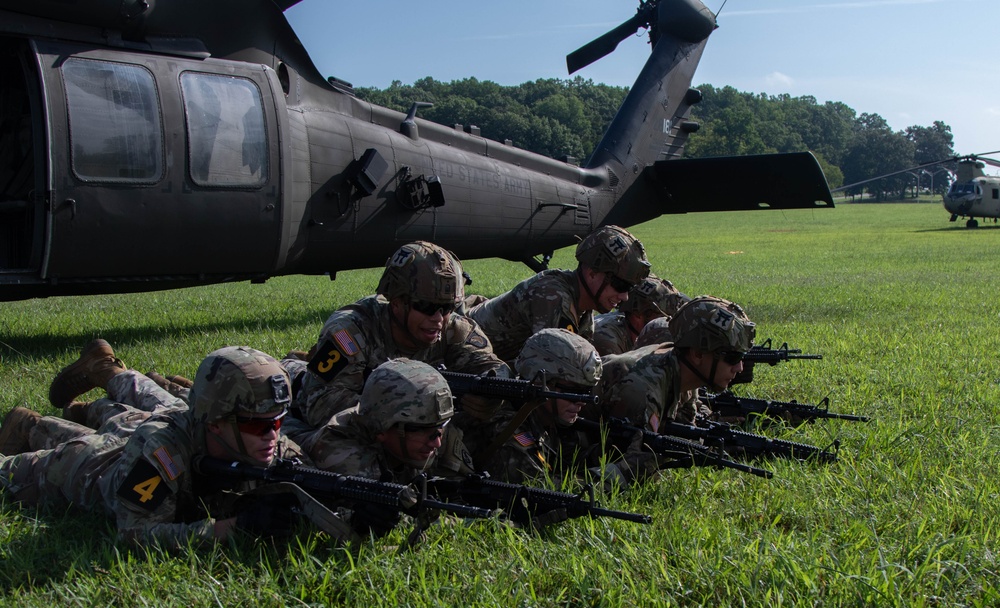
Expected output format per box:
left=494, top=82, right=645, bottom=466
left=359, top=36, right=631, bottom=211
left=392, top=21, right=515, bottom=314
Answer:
left=153, top=447, right=182, bottom=481
left=334, top=329, right=359, bottom=356
left=513, top=431, right=536, bottom=447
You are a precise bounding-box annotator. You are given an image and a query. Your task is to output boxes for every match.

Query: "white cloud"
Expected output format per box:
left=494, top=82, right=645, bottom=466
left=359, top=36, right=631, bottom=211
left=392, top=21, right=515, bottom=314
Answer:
left=765, top=71, right=794, bottom=88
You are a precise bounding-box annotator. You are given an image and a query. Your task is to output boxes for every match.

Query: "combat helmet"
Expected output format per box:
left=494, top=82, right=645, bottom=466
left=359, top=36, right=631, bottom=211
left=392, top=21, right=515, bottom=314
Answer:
left=668, top=296, right=755, bottom=354
left=359, top=359, right=454, bottom=434
left=515, top=328, right=603, bottom=388
left=634, top=316, right=674, bottom=349
left=190, top=346, right=292, bottom=424
left=575, top=225, right=651, bottom=284
left=376, top=241, right=464, bottom=305
left=618, top=274, right=689, bottom=318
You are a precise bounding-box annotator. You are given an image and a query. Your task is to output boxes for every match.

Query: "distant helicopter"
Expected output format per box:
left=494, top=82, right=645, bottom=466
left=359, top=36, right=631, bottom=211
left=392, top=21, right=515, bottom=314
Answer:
left=834, top=151, right=1000, bottom=228
left=0, top=0, right=833, bottom=302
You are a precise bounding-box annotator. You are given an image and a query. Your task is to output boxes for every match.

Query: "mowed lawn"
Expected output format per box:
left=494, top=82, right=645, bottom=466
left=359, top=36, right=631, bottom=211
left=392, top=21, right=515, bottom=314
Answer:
left=1, top=202, right=998, bottom=606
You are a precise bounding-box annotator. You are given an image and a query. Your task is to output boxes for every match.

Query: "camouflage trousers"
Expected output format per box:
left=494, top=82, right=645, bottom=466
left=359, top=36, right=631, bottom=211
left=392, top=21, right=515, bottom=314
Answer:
left=0, top=370, right=185, bottom=508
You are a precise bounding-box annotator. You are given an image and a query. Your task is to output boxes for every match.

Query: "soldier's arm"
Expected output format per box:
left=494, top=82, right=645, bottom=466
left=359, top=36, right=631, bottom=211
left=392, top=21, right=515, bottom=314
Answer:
left=296, top=313, right=372, bottom=428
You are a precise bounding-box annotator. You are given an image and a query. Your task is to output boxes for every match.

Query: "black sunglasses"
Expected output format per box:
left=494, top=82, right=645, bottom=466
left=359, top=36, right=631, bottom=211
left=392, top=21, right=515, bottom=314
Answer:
left=403, top=421, right=449, bottom=440
left=718, top=351, right=746, bottom=365
left=410, top=300, right=457, bottom=316
left=606, top=274, right=635, bottom=294
left=235, top=410, right=287, bottom=436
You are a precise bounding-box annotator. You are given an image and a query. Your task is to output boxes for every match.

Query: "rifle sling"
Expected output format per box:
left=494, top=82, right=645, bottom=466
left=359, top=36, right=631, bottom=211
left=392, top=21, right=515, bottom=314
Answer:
left=477, top=399, right=545, bottom=464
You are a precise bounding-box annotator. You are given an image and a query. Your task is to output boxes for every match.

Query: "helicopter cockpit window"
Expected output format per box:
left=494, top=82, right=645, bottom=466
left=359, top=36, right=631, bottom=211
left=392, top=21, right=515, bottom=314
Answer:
left=62, top=58, right=163, bottom=183
left=180, top=73, right=268, bottom=188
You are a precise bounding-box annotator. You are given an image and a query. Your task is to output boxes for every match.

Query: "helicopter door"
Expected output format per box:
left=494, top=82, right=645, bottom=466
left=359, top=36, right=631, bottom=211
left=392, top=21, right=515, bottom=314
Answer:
left=35, top=41, right=281, bottom=281
left=0, top=40, right=43, bottom=276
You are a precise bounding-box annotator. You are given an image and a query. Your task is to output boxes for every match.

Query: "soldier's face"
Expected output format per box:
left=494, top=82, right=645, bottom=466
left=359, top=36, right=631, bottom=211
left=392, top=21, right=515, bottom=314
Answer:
left=554, top=397, right=584, bottom=425
left=391, top=298, right=448, bottom=348
left=581, top=268, right=630, bottom=314
left=207, top=408, right=284, bottom=464
left=688, top=350, right=743, bottom=391
left=376, top=424, right=445, bottom=465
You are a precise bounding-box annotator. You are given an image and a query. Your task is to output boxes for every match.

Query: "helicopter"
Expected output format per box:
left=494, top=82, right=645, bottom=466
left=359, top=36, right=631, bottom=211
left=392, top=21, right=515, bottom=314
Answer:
left=0, top=0, right=833, bottom=302
left=833, top=151, right=1000, bottom=228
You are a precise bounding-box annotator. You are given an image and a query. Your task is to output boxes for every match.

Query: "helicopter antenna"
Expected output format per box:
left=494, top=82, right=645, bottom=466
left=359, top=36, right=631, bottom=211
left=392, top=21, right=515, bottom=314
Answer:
left=716, top=0, right=729, bottom=17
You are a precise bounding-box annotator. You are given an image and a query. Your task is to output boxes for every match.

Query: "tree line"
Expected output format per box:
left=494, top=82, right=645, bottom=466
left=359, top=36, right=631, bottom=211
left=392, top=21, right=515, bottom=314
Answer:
left=356, top=77, right=956, bottom=200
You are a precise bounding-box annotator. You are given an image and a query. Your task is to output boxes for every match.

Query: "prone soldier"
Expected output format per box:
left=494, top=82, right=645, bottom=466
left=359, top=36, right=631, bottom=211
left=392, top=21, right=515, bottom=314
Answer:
left=291, top=241, right=510, bottom=432
left=467, top=225, right=651, bottom=362
left=592, top=296, right=756, bottom=431
left=592, top=274, right=689, bottom=356
left=0, top=346, right=353, bottom=546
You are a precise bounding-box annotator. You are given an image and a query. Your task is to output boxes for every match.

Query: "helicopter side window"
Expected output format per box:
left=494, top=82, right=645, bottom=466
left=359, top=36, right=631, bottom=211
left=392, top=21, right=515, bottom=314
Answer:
left=62, top=58, right=163, bottom=183
left=180, top=73, right=268, bottom=188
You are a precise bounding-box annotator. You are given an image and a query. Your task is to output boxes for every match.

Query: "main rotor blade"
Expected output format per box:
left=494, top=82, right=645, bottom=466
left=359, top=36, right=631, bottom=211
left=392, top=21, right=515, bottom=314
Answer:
left=567, top=13, right=645, bottom=74
left=833, top=157, right=957, bottom=192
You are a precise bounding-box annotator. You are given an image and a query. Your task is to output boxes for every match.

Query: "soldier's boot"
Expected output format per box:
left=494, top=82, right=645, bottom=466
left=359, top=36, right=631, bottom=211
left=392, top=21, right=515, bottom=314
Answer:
left=146, top=371, right=191, bottom=398
left=48, top=339, right=126, bottom=408
left=0, top=406, right=42, bottom=455
left=166, top=374, right=193, bottom=389
left=62, top=401, right=91, bottom=426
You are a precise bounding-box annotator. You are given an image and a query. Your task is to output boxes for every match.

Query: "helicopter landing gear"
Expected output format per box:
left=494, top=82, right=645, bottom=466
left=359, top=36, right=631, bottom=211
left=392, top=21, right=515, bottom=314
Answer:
left=966, top=218, right=979, bottom=228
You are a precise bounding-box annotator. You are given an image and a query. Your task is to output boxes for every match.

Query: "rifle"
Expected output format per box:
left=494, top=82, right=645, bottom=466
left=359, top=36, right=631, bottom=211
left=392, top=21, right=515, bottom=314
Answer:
left=439, top=369, right=598, bottom=406
left=425, top=473, right=652, bottom=525
left=658, top=419, right=840, bottom=464
left=573, top=417, right=774, bottom=479
left=704, top=391, right=870, bottom=423
left=744, top=339, right=823, bottom=366
left=195, top=456, right=496, bottom=520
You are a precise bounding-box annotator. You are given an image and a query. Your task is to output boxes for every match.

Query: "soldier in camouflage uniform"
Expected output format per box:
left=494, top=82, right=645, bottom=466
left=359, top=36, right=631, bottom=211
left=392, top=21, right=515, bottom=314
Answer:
left=592, top=296, right=755, bottom=431
left=592, top=274, right=689, bottom=356
left=467, top=225, right=651, bottom=362
left=0, top=346, right=351, bottom=547
left=465, top=329, right=661, bottom=489
left=463, top=329, right=603, bottom=483
left=290, top=241, right=510, bottom=432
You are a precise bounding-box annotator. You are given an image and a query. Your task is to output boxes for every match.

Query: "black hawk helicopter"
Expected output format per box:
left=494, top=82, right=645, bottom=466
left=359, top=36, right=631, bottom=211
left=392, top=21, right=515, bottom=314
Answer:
left=833, top=151, right=1000, bottom=228
left=0, top=0, right=833, bottom=301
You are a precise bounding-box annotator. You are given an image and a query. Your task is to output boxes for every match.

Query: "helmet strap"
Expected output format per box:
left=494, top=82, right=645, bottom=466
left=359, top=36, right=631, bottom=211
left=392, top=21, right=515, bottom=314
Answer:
left=679, top=351, right=726, bottom=393
left=389, top=298, right=419, bottom=351
left=577, top=268, right=613, bottom=314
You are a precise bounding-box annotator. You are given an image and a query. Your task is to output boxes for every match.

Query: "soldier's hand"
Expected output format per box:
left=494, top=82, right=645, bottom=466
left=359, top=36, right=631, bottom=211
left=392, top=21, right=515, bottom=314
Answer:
left=235, top=493, right=300, bottom=538
left=350, top=502, right=402, bottom=537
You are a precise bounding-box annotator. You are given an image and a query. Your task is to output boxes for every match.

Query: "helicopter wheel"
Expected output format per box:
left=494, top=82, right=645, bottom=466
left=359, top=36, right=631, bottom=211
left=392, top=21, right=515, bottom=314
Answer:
left=966, top=219, right=979, bottom=228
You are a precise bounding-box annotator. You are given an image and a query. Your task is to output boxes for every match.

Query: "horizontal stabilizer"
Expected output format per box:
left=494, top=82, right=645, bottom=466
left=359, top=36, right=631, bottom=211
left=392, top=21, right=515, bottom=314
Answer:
left=644, top=152, right=834, bottom=213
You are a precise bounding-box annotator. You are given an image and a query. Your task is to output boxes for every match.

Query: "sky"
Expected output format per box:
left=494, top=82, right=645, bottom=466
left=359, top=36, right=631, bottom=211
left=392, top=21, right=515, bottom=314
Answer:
left=285, top=0, right=1000, bottom=166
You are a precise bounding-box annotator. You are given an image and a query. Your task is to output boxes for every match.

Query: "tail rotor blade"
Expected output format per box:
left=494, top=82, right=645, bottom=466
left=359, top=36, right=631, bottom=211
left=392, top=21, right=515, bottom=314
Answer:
left=566, top=14, right=645, bottom=74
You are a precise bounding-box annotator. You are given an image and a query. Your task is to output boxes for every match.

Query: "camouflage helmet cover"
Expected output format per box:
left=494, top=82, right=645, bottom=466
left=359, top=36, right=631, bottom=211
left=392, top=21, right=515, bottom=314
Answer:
left=377, top=241, right=465, bottom=304
left=668, top=296, right=756, bottom=353
left=575, top=225, right=651, bottom=284
left=515, top=328, right=603, bottom=387
left=618, top=274, right=689, bottom=318
left=359, top=359, right=454, bottom=433
left=633, top=316, right=674, bottom=349
left=190, top=346, right=292, bottom=424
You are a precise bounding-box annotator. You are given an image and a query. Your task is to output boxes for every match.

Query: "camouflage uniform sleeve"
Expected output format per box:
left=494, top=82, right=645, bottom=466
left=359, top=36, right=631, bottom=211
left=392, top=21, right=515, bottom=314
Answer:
left=442, top=315, right=513, bottom=420
left=296, top=308, right=373, bottom=428
left=592, top=314, right=629, bottom=356
left=604, top=363, right=668, bottom=433
left=526, top=272, right=581, bottom=335
left=109, top=437, right=214, bottom=548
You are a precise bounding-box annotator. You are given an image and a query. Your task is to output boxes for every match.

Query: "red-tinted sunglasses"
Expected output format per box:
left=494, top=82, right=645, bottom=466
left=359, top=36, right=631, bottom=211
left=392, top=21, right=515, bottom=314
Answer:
left=235, top=410, right=287, bottom=436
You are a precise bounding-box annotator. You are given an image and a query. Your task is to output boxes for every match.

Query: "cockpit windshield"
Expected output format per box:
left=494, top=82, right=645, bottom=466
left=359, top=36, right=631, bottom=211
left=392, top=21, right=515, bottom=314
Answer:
left=948, top=182, right=978, bottom=196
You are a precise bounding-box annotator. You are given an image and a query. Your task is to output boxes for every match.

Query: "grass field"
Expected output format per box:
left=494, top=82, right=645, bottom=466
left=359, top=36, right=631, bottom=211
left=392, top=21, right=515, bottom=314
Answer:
left=1, top=202, right=999, bottom=606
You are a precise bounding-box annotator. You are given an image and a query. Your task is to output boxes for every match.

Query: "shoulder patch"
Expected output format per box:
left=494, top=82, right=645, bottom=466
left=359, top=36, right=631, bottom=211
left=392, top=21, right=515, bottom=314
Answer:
left=513, top=431, right=537, bottom=447
left=558, top=316, right=579, bottom=334
left=465, top=329, right=489, bottom=349
left=307, top=336, right=352, bottom=381
left=117, top=458, right=174, bottom=511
